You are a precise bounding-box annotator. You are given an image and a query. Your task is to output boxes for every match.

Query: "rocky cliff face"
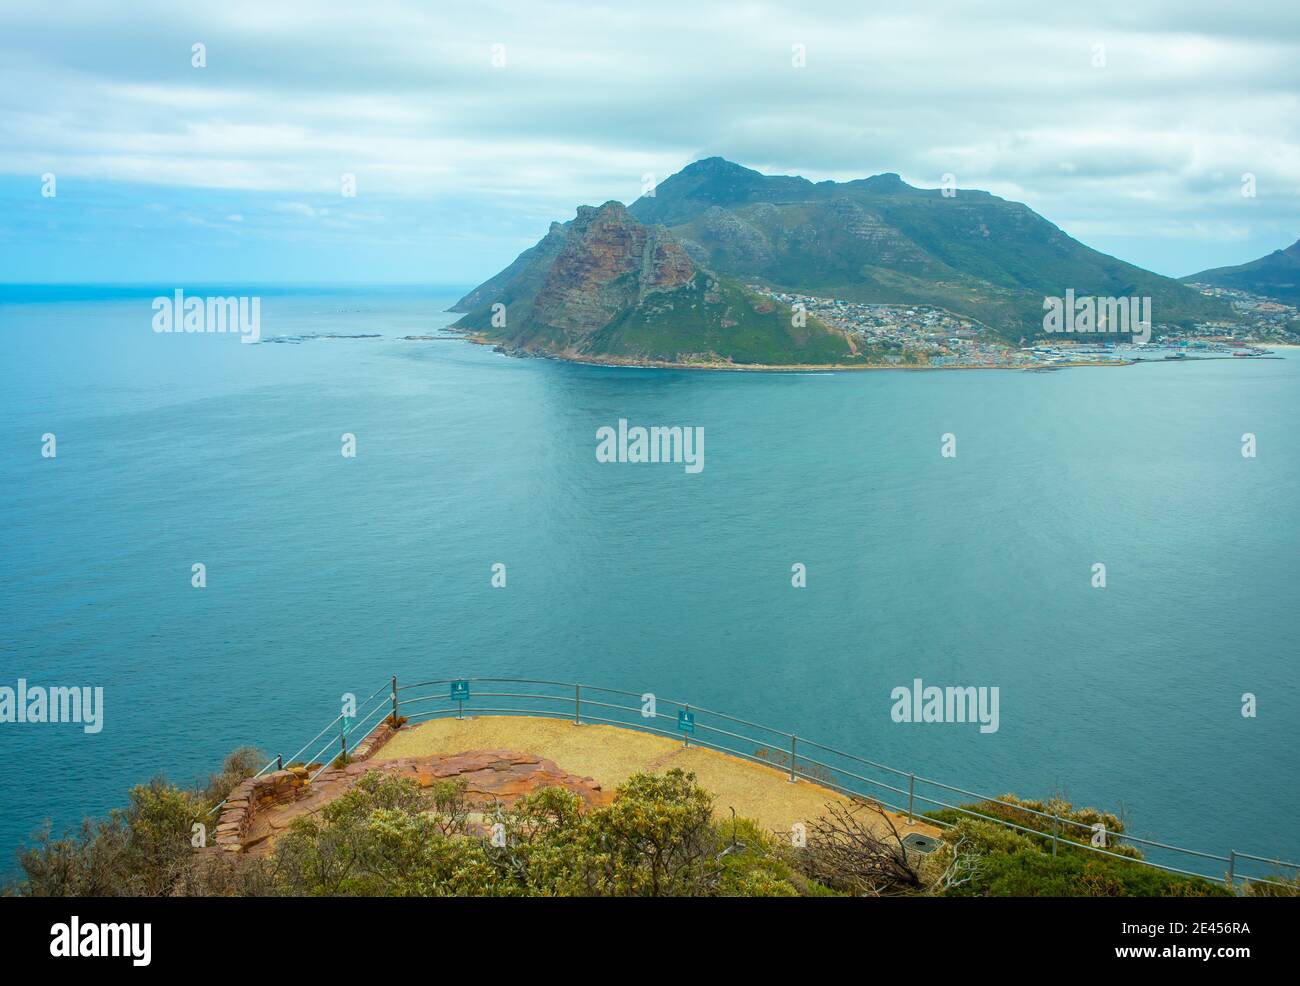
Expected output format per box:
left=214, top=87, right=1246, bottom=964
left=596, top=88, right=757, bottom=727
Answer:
left=528, top=202, right=696, bottom=339
left=450, top=187, right=853, bottom=366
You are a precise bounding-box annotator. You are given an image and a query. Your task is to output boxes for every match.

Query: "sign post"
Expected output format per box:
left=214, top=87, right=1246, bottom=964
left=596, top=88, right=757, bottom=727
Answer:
left=678, top=707, right=694, bottom=747
left=451, top=679, right=470, bottom=719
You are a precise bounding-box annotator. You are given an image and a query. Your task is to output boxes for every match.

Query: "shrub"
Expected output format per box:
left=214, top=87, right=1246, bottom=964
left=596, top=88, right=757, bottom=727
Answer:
left=930, top=793, right=1141, bottom=859
left=942, top=848, right=1229, bottom=897
left=716, top=818, right=820, bottom=897
left=198, top=746, right=264, bottom=809
left=575, top=770, right=721, bottom=896
left=260, top=768, right=812, bottom=897
left=1243, top=873, right=1300, bottom=897
left=13, top=778, right=204, bottom=896
left=934, top=815, right=1228, bottom=897
left=9, top=746, right=1231, bottom=899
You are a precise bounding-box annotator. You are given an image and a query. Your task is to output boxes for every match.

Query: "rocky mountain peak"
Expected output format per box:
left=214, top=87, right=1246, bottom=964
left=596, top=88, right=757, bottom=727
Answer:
left=527, top=204, right=698, bottom=338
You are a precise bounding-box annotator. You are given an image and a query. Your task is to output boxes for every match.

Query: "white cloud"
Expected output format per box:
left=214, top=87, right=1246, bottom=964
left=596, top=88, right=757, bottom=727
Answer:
left=0, top=0, right=1297, bottom=276
left=272, top=202, right=317, bottom=218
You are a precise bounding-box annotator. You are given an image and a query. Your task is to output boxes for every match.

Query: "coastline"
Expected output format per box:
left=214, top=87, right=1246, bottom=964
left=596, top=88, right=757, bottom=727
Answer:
left=457, top=331, right=1140, bottom=373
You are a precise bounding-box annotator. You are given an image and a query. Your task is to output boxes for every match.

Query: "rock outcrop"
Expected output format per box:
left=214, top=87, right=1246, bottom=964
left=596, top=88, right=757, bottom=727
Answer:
left=528, top=202, right=696, bottom=339
left=450, top=196, right=851, bottom=366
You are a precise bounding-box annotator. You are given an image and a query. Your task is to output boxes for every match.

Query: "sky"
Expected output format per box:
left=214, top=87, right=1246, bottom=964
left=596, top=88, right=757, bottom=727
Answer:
left=1, top=0, right=1298, bottom=284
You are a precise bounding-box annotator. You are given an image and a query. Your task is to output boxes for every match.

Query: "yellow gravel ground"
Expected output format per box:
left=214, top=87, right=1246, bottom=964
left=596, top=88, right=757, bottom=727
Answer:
left=374, top=715, right=938, bottom=839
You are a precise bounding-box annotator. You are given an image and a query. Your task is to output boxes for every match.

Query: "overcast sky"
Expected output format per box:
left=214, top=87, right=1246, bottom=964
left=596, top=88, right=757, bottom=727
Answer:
left=2, top=0, right=1298, bottom=284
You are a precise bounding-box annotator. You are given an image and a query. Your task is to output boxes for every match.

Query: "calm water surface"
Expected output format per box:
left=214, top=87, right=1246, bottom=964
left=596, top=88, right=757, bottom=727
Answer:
left=1, top=286, right=1297, bottom=875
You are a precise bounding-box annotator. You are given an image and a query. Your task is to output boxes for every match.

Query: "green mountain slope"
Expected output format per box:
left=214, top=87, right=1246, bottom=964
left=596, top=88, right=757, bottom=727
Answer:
left=629, top=158, right=1230, bottom=341
left=452, top=158, right=1236, bottom=364
left=1183, top=239, right=1300, bottom=304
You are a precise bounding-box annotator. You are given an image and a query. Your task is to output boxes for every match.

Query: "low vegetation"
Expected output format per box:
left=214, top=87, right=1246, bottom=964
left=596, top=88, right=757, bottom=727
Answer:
left=4, top=750, right=1242, bottom=897
left=926, top=794, right=1230, bottom=897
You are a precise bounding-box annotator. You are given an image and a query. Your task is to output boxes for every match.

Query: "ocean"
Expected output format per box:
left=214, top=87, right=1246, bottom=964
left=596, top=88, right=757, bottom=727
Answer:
left=1, top=284, right=1297, bottom=877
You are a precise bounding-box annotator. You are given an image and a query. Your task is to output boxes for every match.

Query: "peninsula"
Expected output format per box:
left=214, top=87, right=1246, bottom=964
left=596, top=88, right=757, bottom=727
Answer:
left=448, top=158, right=1289, bottom=369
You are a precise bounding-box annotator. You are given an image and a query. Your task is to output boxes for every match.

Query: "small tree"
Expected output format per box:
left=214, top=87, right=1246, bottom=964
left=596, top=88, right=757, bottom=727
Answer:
left=578, top=769, right=721, bottom=896
left=14, top=778, right=203, bottom=897
left=272, top=773, right=432, bottom=896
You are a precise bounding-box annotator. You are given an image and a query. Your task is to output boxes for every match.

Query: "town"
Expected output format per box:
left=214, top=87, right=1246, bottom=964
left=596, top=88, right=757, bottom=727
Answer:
left=753, top=286, right=1292, bottom=368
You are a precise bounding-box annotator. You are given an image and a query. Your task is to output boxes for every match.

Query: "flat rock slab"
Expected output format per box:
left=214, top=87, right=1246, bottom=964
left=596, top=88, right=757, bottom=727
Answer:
left=241, top=749, right=608, bottom=854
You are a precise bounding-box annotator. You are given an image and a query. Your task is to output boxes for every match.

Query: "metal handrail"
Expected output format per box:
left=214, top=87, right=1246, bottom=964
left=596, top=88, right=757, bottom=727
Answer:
left=1234, top=850, right=1298, bottom=864
left=225, top=674, right=1299, bottom=892
left=205, top=687, right=394, bottom=815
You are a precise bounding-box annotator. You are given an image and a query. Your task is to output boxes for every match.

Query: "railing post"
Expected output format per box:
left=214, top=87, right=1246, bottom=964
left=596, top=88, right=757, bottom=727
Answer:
left=683, top=704, right=689, bottom=748
left=575, top=683, right=581, bottom=725
left=1052, top=814, right=1059, bottom=856
left=789, top=735, right=797, bottom=782
left=907, top=773, right=915, bottom=823
left=391, top=675, right=399, bottom=724
left=1228, top=850, right=1236, bottom=891
left=340, top=727, right=348, bottom=764
left=276, top=754, right=283, bottom=771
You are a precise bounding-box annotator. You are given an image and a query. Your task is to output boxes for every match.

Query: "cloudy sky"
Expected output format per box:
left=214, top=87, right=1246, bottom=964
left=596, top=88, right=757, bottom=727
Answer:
left=2, top=0, right=1298, bottom=284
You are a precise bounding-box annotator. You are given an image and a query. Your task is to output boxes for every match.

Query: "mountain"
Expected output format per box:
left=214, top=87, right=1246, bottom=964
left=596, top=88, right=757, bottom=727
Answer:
left=449, top=200, right=853, bottom=366
left=452, top=158, right=1233, bottom=364
left=1184, top=239, right=1300, bottom=305
left=628, top=158, right=1228, bottom=341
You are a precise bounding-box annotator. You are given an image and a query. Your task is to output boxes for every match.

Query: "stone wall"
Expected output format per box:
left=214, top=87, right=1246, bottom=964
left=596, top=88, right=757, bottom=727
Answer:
left=214, top=766, right=311, bottom=852
left=212, top=716, right=404, bottom=853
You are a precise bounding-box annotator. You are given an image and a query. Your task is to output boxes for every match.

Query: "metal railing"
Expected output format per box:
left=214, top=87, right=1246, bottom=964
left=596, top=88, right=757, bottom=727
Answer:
left=205, top=679, right=396, bottom=815
left=214, top=674, right=1300, bottom=893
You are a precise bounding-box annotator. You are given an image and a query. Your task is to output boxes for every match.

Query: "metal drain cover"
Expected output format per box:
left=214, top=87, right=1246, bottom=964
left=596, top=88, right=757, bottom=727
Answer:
left=902, top=833, right=942, bottom=855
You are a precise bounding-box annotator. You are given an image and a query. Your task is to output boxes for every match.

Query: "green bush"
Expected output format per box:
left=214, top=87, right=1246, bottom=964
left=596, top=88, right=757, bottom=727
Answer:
left=14, top=779, right=204, bottom=896
left=715, top=818, right=832, bottom=897
left=933, top=813, right=1228, bottom=898
left=930, top=793, right=1141, bottom=859
left=1242, top=873, right=1300, bottom=897
left=257, top=768, right=815, bottom=897
left=944, top=847, right=1229, bottom=897
left=5, top=747, right=1241, bottom=899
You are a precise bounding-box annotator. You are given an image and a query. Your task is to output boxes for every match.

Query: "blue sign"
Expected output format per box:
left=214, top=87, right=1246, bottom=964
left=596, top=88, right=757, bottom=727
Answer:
left=677, top=709, right=695, bottom=734
left=451, top=680, right=470, bottom=702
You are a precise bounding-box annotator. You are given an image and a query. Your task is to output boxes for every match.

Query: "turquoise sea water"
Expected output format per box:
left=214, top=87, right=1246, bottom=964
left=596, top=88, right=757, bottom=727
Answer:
left=1, top=285, right=1297, bottom=877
